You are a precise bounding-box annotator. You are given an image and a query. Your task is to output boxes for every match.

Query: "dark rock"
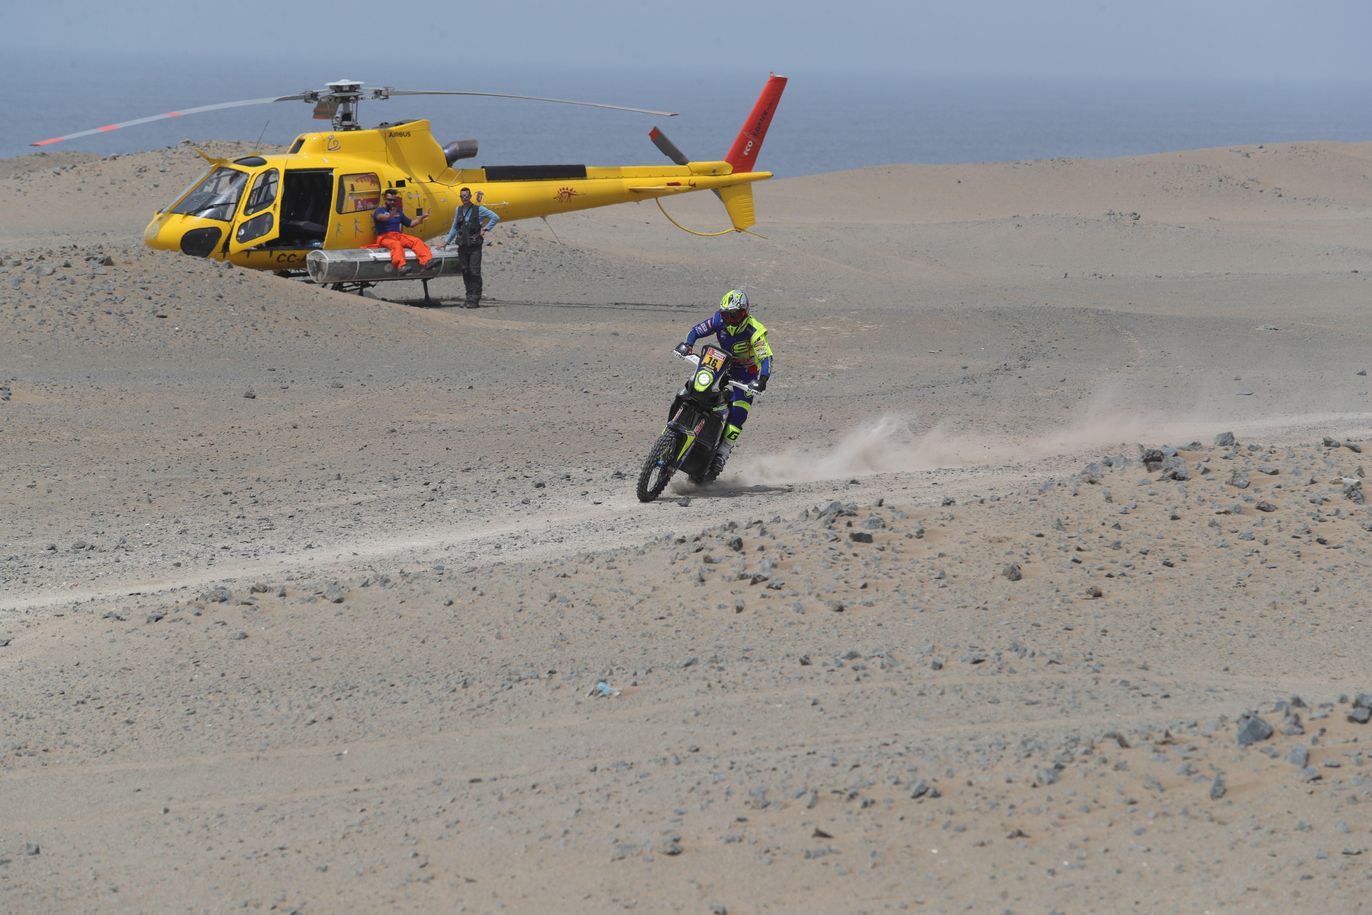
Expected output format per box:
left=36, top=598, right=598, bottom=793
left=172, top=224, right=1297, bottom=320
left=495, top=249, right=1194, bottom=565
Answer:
left=1237, top=713, right=1274, bottom=746
left=1002, top=563, right=1022, bottom=582
left=849, top=531, right=873, bottom=543
left=1288, top=745, right=1309, bottom=767
left=1209, top=773, right=1227, bottom=800
left=1214, top=432, right=1237, bottom=447
left=1158, top=455, right=1190, bottom=481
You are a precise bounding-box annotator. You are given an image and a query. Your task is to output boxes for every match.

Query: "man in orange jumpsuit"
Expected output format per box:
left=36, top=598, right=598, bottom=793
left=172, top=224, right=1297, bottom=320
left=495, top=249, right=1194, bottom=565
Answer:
left=372, top=188, right=432, bottom=271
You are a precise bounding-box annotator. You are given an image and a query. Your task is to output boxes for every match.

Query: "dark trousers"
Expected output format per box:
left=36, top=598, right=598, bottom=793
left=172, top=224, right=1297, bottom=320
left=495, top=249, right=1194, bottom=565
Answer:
left=457, top=242, right=483, bottom=306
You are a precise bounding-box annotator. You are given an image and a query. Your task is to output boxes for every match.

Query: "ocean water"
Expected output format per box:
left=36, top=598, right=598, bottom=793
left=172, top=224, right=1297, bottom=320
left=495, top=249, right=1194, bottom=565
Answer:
left=3, top=53, right=1370, bottom=177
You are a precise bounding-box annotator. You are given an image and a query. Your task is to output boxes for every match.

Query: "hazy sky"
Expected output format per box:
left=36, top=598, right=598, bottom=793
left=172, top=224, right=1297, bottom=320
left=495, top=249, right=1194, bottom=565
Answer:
left=4, top=0, right=1369, bottom=82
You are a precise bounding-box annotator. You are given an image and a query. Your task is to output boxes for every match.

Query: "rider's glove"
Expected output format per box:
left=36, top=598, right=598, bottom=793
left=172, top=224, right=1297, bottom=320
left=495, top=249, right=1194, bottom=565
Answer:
left=755, top=375, right=769, bottom=392
left=674, top=342, right=693, bottom=358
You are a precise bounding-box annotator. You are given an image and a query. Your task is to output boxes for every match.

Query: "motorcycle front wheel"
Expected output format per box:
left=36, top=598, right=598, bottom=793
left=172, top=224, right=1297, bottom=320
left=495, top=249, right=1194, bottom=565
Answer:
left=636, top=433, right=678, bottom=502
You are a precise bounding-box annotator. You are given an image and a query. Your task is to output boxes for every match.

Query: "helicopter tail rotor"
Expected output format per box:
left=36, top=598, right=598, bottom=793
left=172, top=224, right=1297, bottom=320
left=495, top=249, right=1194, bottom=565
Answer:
left=648, top=127, right=690, bottom=166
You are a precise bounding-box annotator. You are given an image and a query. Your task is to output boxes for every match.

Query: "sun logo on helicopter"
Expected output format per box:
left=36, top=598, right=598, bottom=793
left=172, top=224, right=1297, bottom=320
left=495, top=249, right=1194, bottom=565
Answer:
left=555, top=187, right=580, bottom=201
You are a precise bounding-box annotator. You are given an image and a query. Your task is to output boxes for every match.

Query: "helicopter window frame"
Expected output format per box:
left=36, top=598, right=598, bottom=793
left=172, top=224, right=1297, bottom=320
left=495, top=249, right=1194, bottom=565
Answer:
left=243, top=168, right=280, bottom=218
left=234, top=211, right=275, bottom=246
left=168, top=166, right=250, bottom=223
left=337, top=172, right=382, bottom=215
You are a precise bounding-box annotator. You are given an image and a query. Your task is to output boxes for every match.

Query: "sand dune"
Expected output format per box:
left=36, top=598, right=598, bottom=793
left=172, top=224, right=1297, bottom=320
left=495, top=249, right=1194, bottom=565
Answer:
left=2, top=142, right=1371, bottom=912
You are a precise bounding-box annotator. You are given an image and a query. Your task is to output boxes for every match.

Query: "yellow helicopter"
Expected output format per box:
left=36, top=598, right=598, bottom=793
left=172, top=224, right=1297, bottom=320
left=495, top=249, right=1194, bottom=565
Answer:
left=34, top=77, right=787, bottom=273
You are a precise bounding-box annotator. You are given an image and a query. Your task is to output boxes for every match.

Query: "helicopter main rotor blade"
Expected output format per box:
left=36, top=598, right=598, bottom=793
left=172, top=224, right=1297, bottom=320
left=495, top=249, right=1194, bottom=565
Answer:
left=31, top=95, right=304, bottom=147
left=381, top=89, right=677, bottom=117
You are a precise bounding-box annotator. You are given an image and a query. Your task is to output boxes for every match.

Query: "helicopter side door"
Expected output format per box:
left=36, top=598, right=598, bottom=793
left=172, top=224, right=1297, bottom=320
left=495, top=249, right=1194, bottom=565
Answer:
left=333, top=171, right=385, bottom=248
left=228, top=167, right=283, bottom=254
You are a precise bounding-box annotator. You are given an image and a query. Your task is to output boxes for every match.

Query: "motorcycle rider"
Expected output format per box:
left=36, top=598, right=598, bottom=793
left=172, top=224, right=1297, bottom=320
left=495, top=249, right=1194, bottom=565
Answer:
left=674, top=289, right=773, bottom=475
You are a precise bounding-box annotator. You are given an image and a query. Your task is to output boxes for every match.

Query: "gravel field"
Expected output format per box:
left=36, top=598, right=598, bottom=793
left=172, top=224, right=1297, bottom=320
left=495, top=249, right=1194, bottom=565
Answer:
left=3, top=140, right=1372, bottom=912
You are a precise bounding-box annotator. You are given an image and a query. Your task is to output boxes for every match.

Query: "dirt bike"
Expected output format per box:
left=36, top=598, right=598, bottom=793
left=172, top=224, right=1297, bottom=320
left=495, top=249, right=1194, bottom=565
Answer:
left=636, top=344, right=761, bottom=503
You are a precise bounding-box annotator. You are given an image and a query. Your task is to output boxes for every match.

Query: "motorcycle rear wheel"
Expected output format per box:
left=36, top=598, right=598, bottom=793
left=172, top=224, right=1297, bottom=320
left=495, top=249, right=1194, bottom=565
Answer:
left=636, top=433, right=678, bottom=502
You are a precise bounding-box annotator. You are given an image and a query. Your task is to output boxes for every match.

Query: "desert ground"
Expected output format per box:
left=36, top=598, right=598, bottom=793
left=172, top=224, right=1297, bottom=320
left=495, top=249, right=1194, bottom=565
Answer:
left=2, top=139, right=1372, bottom=913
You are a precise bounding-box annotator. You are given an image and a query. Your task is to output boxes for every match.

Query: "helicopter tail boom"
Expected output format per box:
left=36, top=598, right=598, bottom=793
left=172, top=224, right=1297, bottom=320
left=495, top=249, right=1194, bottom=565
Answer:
left=724, top=74, right=787, bottom=174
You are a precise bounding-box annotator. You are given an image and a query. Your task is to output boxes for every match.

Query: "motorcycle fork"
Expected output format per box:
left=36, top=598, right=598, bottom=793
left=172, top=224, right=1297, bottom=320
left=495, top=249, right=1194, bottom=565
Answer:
left=664, top=407, right=701, bottom=463
left=677, top=415, right=708, bottom=461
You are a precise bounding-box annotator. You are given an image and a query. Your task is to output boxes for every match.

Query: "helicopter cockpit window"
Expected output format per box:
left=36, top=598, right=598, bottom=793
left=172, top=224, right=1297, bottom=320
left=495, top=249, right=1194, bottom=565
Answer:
left=337, top=173, right=381, bottom=214
left=169, top=167, right=249, bottom=223
left=243, top=169, right=279, bottom=217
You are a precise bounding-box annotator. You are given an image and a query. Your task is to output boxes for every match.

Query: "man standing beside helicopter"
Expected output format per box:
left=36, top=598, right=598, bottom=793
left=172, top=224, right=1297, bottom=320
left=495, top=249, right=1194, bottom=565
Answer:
left=443, top=187, right=500, bottom=308
left=373, top=188, right=433, bottom=272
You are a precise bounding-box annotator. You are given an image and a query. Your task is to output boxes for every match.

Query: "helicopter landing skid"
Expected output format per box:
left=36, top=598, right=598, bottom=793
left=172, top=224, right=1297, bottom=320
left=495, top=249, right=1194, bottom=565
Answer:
left=327, top=278, right=440, bottom=306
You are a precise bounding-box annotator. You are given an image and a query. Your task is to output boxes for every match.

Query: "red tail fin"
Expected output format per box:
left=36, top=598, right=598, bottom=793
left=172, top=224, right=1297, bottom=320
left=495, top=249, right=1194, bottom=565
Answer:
left=725, top=74, right=787, bottom=173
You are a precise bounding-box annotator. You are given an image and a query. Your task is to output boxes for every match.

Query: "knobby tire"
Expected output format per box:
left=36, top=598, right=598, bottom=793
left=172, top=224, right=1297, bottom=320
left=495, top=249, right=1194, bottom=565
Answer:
left=636, top=433, right=677, bottom=502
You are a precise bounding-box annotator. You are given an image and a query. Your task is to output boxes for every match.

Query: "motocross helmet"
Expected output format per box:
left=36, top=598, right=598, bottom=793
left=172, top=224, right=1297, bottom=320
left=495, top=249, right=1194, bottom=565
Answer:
left=719, top=289, right=749, bottom=329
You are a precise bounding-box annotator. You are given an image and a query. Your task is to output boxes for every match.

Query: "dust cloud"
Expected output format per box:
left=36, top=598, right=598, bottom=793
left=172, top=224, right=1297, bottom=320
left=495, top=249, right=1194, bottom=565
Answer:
left=739, top=390, right=1371, bottom=486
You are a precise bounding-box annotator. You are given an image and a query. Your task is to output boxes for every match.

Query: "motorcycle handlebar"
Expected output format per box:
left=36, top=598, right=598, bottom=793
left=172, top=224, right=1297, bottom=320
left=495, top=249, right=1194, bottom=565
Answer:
left=673, top=349, right=765, bottom=395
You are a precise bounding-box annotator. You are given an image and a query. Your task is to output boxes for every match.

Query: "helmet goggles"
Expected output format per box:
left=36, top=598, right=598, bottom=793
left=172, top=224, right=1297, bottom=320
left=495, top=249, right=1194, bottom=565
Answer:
left=719, top=289, right=749, bottom=328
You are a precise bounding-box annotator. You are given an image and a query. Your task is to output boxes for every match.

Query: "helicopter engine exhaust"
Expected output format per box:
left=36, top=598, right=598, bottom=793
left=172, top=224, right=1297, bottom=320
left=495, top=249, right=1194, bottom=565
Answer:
left=443, top=140, right=479, bottom=165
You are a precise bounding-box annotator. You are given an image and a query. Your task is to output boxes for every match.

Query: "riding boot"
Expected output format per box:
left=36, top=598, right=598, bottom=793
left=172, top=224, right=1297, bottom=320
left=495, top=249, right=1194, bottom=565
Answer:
left=712, top=439, right=734, bottom=474
left=467, top=273, right=483, bottom=308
